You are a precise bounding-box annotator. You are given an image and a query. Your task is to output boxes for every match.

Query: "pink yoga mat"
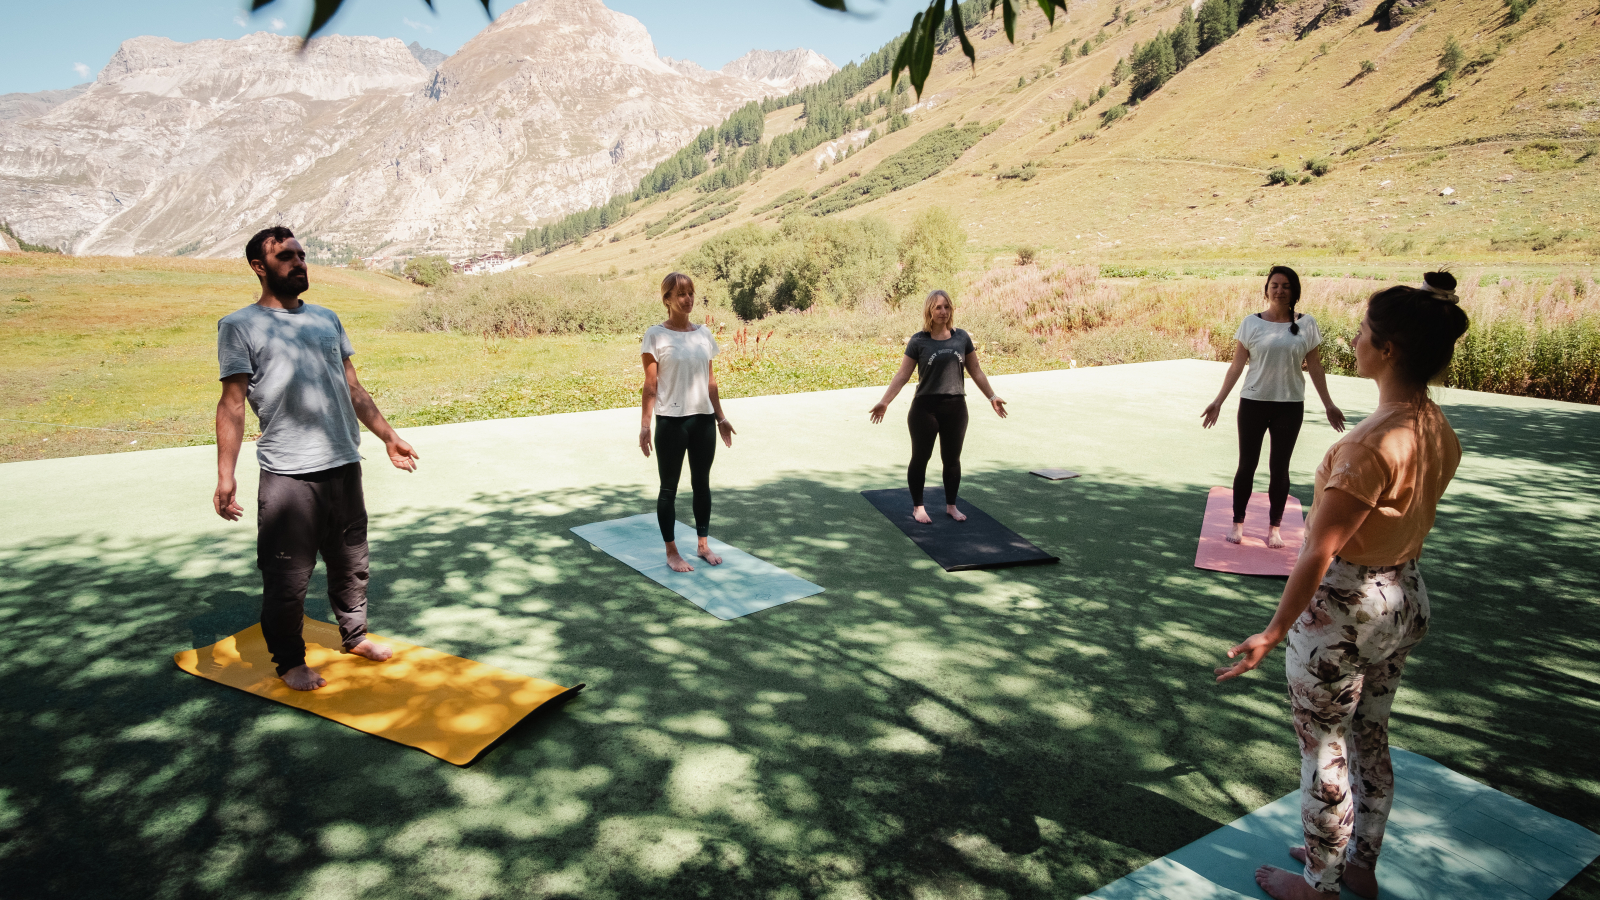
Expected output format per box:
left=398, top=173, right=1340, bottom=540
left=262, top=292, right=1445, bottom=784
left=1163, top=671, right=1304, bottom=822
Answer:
left=1193, top=486, right=1305, bottom=576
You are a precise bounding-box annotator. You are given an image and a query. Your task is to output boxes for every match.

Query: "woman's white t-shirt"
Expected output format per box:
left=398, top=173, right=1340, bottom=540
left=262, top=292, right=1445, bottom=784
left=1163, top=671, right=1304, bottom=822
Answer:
left=1234, top=313, right=1322, bottom=402
left=641, top=324, right=719, bottom=417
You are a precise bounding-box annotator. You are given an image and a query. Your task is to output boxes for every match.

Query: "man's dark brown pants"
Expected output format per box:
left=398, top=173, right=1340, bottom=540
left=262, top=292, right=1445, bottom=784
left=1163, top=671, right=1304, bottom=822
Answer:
left=257, top=462, right=369, bottom=675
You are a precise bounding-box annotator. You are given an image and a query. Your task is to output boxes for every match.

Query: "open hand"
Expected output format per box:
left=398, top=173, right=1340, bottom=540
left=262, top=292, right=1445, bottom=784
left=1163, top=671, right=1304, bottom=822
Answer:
left=1214, top=632, right=1279, bottom=683
left=214, top=474, right=243, bottom=521
left=1326, top=405, right=1346, bottom=433
left=639, top=427, right=653, bottom=457
left=386, top=437, right=419, bottom=472
left=1201, top=400, right=1223, bottom=429
left=990, top=395, right=1008, bottom=418
left=718, top=418, right=736, bottom=447
left=869, top=402, right=889, bottom=424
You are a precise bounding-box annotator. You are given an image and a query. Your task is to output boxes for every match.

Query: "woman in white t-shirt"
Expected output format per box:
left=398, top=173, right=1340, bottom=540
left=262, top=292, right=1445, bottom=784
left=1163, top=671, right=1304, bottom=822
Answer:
left=1202, top=266, right=1345, bottom=548
left=639, top=272, right=734, bottom=572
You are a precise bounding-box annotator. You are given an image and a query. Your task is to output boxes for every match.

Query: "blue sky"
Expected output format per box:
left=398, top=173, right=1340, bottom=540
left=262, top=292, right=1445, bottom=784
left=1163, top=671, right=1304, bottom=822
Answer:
left=3, top=0, right=932, bottom=95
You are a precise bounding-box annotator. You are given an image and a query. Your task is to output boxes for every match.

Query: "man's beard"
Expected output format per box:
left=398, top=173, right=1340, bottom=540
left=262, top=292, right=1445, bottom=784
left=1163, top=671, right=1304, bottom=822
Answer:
left=264, top=267, right=308, bottom=298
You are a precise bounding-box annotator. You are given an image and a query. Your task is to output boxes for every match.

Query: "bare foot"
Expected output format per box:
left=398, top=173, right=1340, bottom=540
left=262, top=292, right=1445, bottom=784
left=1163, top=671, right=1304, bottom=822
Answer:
left=1267, top=526, right=1287, bottom=549
left=281, top=664, right=326, bottom=691
left=697, top=538, right=722, bottom=566
left=1226, top=522, right=1245, bottom=544
left=348, top=639, right=392, bottom=662
left=912, top=505, right=932, bottom=524
left=946, top=504, right=967, bottom=522
left=665, top=541, right=694, bottom=572
left=1289, top=847, right=1378, bottom=899
left=1255, top=865, right=1338, bottom=900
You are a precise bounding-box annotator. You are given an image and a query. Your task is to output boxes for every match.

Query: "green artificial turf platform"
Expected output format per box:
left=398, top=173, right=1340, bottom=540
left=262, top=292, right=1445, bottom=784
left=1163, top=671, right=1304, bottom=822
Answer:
left=2, top=360, right=1597, bottom=900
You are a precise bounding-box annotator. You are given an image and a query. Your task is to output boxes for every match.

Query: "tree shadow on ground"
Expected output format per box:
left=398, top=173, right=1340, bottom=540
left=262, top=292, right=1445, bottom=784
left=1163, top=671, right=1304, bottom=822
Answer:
left=1, top=401, right=1597, bottom=899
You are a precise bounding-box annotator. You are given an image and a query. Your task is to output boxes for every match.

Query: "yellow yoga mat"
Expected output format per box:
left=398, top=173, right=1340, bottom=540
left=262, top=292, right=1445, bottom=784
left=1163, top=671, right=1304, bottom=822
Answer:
left=174, top=616, right=579, bottom=765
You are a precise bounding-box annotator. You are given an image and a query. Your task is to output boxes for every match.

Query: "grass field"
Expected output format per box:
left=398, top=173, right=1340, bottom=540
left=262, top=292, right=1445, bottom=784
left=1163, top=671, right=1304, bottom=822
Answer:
left=1, top=362, right=1595, bottom=899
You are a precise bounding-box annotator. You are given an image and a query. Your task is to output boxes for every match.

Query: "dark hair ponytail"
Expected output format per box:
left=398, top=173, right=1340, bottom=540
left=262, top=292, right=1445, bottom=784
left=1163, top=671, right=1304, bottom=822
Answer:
left=1265, top=265, right=1303, bottom=334
left=1366, top=271, right=1471, bottom=386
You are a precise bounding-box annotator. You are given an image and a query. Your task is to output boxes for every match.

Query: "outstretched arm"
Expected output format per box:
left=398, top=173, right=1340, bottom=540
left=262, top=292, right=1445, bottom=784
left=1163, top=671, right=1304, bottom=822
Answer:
left=214, top=375, right=248, bottom=520
left=1305, top=348, right=1345, bottom=432
left=965, top=352, right=1007, bottom=418
left=869, top=356, right=918, bottom=423
left=1214, top=487, right=1372, bottom=682
left=344, top=358, right=418, bottom=471
left=1201, top=341, right=1249, bottom=428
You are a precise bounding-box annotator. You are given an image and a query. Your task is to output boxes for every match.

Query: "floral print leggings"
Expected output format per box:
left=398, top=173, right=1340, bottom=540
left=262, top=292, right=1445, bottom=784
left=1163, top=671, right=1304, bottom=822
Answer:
left=1285, top=556, right=1430, bottom=892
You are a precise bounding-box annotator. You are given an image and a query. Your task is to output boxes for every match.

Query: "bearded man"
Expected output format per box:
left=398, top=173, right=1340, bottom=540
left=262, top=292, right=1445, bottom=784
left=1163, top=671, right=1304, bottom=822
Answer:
left=213, top=226, right=420, bottom=690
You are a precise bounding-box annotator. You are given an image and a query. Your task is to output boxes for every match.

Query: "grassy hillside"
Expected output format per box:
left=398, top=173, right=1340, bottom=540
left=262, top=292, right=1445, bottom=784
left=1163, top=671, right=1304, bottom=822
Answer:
left=523, top=0, right=1599, bottom=278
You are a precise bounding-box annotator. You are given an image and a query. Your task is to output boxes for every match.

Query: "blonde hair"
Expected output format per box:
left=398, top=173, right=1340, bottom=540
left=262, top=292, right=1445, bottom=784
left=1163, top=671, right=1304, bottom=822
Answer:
left=922, top=289, right=954, bottom=333
left=660, top=271, right=695, bottom=303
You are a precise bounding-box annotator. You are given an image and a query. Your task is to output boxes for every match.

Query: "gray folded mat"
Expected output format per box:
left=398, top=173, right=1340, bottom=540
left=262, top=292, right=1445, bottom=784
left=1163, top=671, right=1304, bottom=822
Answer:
left=571, top=514, right=823, bottom=620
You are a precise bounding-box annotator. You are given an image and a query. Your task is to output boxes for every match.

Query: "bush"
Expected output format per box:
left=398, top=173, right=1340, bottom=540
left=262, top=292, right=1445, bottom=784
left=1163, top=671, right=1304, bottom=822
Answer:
left=997, top=161, right=1039, bottom=181
left=1440, top=34, right=1463, bottom=77
left=1101, top=104, right=1129, bottom=127
left=807, top=124, right=993, bottom=216
left=680, top=218, right=900, bottom=319
left=893, top=207, right=967, bottom=304
left=1506, top=0, right=1529, bottom=23
left=403, top=254, right=452, bottom=287
left=1304, top=157, right=1331, bottom=177
left=395, top=272, right=657, bottom=337
left=1267, top=167, right=1292, bottom=185
left=1359, top=59, right=1377, bottom=76
left=1015, top=245, right=1038, bottom=266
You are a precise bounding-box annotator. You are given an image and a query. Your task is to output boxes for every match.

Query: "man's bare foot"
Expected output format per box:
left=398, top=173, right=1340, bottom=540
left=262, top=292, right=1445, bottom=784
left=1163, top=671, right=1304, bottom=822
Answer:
left=1255, top=865, right=1338, bottom=900
left=912, top=505, right=932, bottom=524
left=1226, top=522, right=1245, bottom=544
left=281, top=664, right=326, bottom=691
left=1267, top=525, right=1287, bottom=549
left=348, top=639, right=392, bottom=662
left=697, top=538, right=722, bottom=566
left=665, top=541, right=694, bottom=572
left=1289, top=847, right=1378, bottom=899
left=946, top=504, right=967, bottom=522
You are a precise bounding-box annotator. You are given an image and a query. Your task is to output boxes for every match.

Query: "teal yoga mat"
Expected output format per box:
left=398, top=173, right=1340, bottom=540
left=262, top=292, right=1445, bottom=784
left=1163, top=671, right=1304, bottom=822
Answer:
left=1084, top=748, right=1600, bottom=900
left=571, top=514, right=823, bottom=620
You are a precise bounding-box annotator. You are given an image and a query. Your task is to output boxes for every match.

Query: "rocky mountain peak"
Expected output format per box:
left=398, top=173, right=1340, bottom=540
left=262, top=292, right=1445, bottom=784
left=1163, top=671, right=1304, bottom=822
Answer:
left=721, top=49, right=838, bottom=93
left=407, top=42, right=447, bottom=72
left=99, top=33, right=427, bottom=102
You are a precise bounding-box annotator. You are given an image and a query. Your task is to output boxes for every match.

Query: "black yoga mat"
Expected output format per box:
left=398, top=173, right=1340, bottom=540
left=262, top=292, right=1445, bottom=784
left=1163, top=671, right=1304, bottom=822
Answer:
left=860, top=487, right=1059, bottom=572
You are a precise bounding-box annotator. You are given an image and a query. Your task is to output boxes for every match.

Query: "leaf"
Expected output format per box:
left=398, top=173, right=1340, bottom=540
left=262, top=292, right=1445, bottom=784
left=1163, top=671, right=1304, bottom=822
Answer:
left=1002, top=0, right=1017, bottom=44
left=949, top=0, right=976, bottom=71
left=889, top=11, right=921, bottom=92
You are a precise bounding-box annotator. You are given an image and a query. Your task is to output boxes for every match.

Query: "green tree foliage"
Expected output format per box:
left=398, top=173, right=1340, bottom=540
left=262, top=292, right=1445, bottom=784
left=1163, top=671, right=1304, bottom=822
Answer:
left=1111, top=56, right=1132, bottom=86
left=1506, top=0, right=1531, bottom=24
left=1130, top=30, right=1177, bottom=99
left=403, top=254, right=453, bottom=287
left=807, top=123, right=994, bottom=217
left=1173, top=5, right=1200, bottom=70
left=893, top=207, right=968, bottom=303
left=717, top=102, right=765, bottom=147
left=508, top=193, right=630, bottom=256
left=1080, top=40, right=1094, bottom=58
left=1101, top=104, right=1129, bottom=127
left=0, top=221, right=62, bottom=253
left=1197, top=0, right=1242, bottom=53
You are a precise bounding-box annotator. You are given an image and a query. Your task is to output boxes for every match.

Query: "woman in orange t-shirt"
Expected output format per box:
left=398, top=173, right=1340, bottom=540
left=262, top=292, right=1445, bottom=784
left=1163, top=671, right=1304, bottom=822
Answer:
left=1214, top=272, right=1470, bottom=900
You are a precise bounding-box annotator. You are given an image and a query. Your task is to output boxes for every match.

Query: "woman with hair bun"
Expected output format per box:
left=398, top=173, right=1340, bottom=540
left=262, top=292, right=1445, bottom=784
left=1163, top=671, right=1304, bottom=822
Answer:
left=639, top=272, right=734, bottom=572
left=1203, top=266, right=1346, bottom=548
left=1215, top=272, right=1470, bottom=900
left=870, top=290, right=1008, bottom=523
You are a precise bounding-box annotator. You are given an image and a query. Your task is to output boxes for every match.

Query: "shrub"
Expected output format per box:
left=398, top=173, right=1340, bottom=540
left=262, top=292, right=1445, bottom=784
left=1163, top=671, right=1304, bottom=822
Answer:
left=403, top=254, right=452, bottom=287
left=1506, top=0, right=1529, bottom=23
left=679, top=217, right=901, bottom=319
left=1101, top=104, right=1129, bottom=127
left=395, top=272, right=656, bottom=337
left=1015, top=245, right=1038, bottom=266
left=1267, top=167, right=1292, bottom=185
left=997, top=161, right=1039, bottom=181
left=1359, top=59, right=1377, bottom=76
left=807, top=124, right=993, bottom=216
left=1304, top=157, right=1331, bottom=177
left=893, top=207, right=967, bottom=305
left=1440, top=34, right=1463, bottom=76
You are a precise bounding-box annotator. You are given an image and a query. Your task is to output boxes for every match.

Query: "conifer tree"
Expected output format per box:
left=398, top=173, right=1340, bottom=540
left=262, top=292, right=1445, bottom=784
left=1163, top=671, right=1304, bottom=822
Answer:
left=1174, top=5, right=1199, bottom=70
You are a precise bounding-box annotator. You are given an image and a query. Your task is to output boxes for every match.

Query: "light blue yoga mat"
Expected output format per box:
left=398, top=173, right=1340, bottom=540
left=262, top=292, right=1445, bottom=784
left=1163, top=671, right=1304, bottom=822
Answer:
left=1084, top=748, right=1600, bottom=900
left=571, top=514, right=823, bottom=620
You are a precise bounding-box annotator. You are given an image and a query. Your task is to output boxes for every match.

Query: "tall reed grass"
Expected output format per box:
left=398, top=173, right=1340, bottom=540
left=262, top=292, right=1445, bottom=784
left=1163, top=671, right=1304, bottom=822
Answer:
left=397, top=265, right=1600, bottom=405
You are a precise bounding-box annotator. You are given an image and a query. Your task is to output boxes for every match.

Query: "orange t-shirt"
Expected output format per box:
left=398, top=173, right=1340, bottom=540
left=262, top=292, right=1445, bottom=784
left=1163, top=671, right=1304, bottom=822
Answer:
left=1311, top=400, right=1462, bottom=567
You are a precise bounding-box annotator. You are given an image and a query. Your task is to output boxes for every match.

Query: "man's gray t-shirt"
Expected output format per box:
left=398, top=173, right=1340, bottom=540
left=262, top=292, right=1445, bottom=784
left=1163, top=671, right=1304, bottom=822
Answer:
left=217, top=302, right=362, bottom=476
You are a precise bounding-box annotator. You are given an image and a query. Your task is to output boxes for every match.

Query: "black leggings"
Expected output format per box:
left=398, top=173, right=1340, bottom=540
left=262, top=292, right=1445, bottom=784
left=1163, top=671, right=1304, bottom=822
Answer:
left=907, top=394, right=969, bottom=507
left=1234, top=398, right=1304, bottom=526
left=655, top=413, right=717, bottom=542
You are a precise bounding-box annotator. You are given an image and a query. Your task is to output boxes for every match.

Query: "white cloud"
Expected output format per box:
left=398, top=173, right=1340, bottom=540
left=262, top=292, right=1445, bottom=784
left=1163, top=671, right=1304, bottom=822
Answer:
left=233, top=12, right=249, bottom=27
left=402, top=17, right=434, bottom=33
left=73, top=63, right=90, bottom=79
left=270, top=17, right=287, bottom=31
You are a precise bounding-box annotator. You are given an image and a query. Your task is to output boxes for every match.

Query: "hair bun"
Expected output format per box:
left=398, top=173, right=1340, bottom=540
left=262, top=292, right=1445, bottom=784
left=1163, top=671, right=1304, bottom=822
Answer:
left=1423, top=271, right=1459, bottom=304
